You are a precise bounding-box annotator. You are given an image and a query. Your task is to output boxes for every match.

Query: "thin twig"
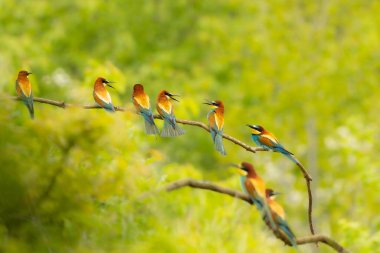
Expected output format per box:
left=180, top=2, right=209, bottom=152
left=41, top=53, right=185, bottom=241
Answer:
left=10, top=96, right=314, bottom=236
left=164, top=179, right=349, bottom=253
left=293, top=158, right=315, bottom=236
left=307, top=179, right=314, bottom=235
left=297, top=235, right=349, bottom=253
left=11, top=96, right=125, bottom=111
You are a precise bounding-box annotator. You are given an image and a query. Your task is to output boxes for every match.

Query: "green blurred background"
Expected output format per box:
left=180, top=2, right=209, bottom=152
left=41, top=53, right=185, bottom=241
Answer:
left=0, top=1, right=379, bottom=252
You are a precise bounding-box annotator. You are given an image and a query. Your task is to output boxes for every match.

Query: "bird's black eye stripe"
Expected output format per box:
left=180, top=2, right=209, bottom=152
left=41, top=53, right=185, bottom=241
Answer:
left=253, top=125, right=262, bottom=131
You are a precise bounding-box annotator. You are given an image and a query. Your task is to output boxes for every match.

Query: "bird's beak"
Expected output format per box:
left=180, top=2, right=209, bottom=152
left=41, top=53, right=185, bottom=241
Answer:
left=228, top=163, right=241, bottom=169
left=168, top=93, right=180, bottom=102
left=27, top=72, right=32, bottom=75
left=203, top=99, right=212, bottom=105
left=229, top=163, right=246, bottom=176
left=269, top=191, right=281, bottom=199
left=247, top=124, right=261, bottom=134
left=106, top=81, right=115, bottom=89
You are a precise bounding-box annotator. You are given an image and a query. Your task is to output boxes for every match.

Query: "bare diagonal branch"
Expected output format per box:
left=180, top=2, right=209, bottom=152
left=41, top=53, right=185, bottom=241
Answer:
left=164, top=179, right=349, bottom=253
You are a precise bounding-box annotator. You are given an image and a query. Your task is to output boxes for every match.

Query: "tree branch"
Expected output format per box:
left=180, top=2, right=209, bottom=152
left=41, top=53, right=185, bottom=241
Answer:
left=297, top=235, right=349, bottom=253
left=10, top=96, right=314, bottom=235
left=164, top=179, right=349, bottom=253
left=12, top=96, right=125, bottom=111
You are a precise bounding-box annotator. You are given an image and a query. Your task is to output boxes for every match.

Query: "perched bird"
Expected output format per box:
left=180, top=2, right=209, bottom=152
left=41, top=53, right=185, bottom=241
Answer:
left=132, top=84, right=159, bottom=135
left=237, top=162, right=276, bottom=229
left=204, top=100, right=226, bottom=155
left=156, top=90, right=185, bottom=137
left=15, top=70, right=34, bottom=119
left=265, top=189, right=298, bottom=248
left=93, top=77, right=115, bottom=112
left=247, top=124, right=312, bottom=181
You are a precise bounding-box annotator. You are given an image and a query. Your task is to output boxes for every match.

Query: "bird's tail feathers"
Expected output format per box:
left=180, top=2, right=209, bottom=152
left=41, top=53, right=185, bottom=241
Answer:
left=141, top=111, right=159, bottom=135
left=285, top=153, right=301, bottom=166
left=103, top=103, right=115, bottom=113
left=161, top=120, right=185, bottom=137
left=25, top=98, right=34, bottom=119
left=262, top=212, right=300, bottom=251
left=275, top=145, right=293, bottom=155
left=213, top=132, right=226, bottom=155
left=144, top=118, right=160, bottom=135
left=279, top=224, right=299, bottom=250
left=27, top=101, right=34, bottom=119
left=285, top=154, right=312, bottom=181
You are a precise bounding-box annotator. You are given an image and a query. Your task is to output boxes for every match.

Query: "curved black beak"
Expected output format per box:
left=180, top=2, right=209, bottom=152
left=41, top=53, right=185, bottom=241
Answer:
left=106, top=81, right=115, bottom=89
left=27, top=72, right=32, bottom=75
left=269, top=191, right=281, bottom=199
left=246, top=124, right=254, bottom=129
left=228, top=163, right=241, bottom=169
left=168, top=93, right=180, bottom=102
left=229, top=163, right=246, bottom=176
left=203, top=99, right=213, bottom=105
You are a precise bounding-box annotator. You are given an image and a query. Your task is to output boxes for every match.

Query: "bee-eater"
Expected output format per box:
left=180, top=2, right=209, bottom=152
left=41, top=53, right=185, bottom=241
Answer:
left=204, top=100, right=226, bottom=155
left=132, top=84, right=159, bottom=135
left=93, top=77, right=115, bottom=112
left=246, top=124, right=312, bottom=181
left=156, top=90, right=185, bottom=137
left=15, top=70, right=34, bottom=119
left=237, top=162, right=276, bottom=230
left=265, top=189, right=298, bottom=248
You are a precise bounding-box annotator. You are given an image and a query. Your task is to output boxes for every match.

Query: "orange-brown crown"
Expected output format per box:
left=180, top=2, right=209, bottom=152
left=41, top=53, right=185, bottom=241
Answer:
left=214, top=100, right=224, bottom=108
left=18, top=70, right=31, bottom=78
left=133, top=84, right=144, bottom=92
left=266, top=189, right=274, bottom=198
left=95, top=77, right=108, bottom=84
left=240, top=162, right=257, bottom=177
left=157, top=90, right=169, bottom=103
left=94, top=77, right=112, bottom=90
left=214, top=100, right=224, bottom=114
left=157, top=90, right=167, bottom=98
left=157, top=90, right=169, bottom=105
left=157, top=90, right=180, bottom=103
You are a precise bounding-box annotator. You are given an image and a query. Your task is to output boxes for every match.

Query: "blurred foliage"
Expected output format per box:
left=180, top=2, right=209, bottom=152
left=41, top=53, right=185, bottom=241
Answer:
left=0, top=0, right=379, bottom=252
